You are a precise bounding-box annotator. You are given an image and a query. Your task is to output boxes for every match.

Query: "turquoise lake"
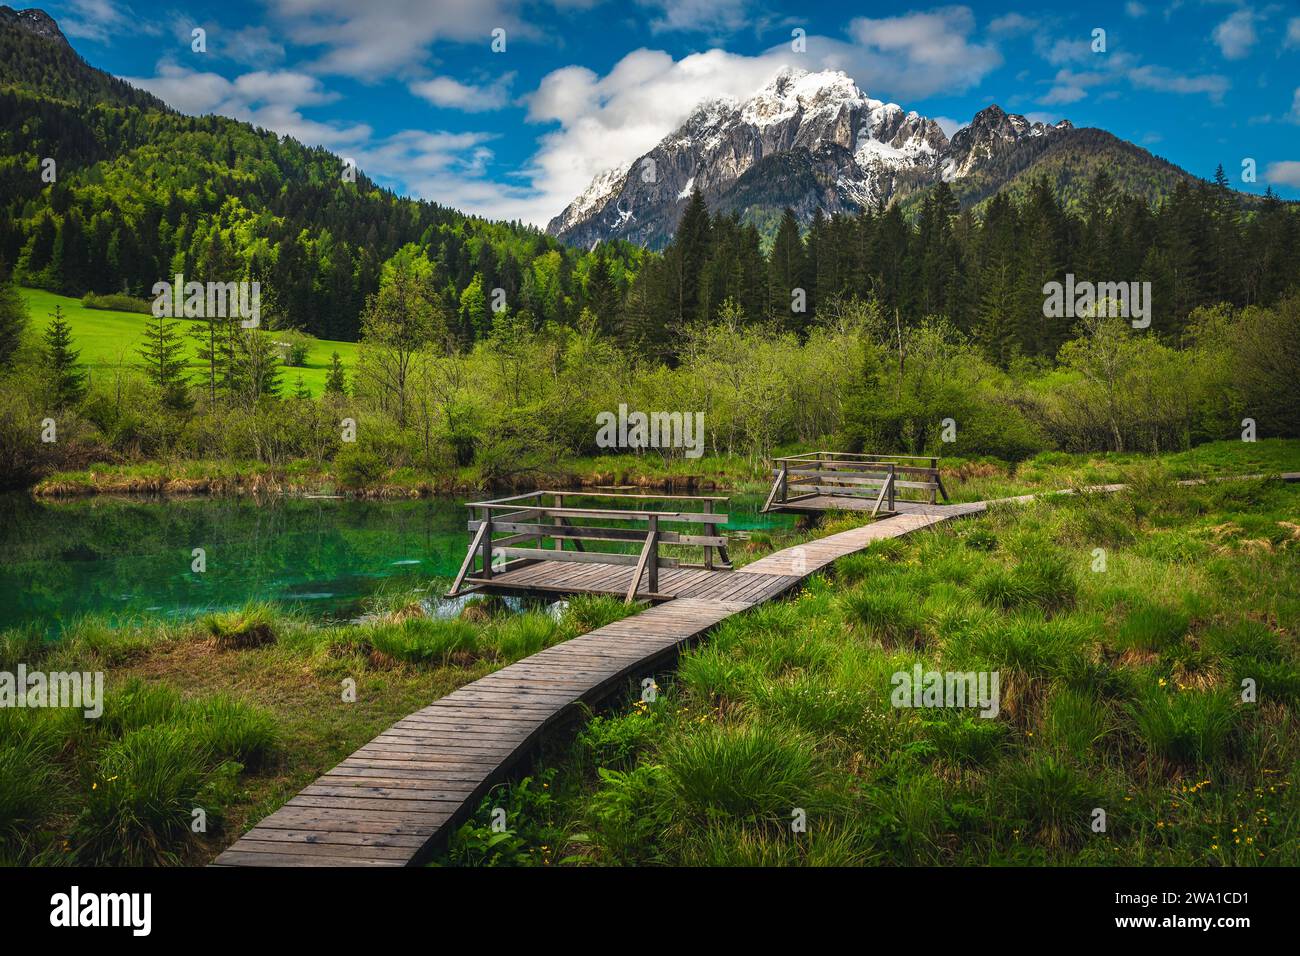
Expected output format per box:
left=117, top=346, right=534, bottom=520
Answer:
left=0, top=492, right=796, bottom=632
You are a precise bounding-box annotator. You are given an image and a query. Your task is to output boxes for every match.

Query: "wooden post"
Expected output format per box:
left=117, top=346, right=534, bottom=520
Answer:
left=647, top=515, right=659, bottom=594
left=888, top=464, right=896, bottom=513
left=553, top=493, right=564, bottom=550
left=479, top=507, right=494, bottom=579
left=929, top=458, right=938, bottom=505
left=779, top=461, right=788, bottom=503
left=703, top=501, right=714, bottom=570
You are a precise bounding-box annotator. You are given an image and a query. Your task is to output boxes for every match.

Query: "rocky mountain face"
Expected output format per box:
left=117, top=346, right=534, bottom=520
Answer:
left=0, top=6, right=69, bottom=46
left=547, top=67, right=1072, bottom=249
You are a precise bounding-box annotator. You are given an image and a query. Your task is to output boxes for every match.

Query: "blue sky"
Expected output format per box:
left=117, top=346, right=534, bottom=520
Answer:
left=42, top=0, right=1300, bottom=224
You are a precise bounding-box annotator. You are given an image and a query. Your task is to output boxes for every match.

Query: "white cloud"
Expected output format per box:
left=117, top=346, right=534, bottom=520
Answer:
left=1263, top=160, right=1300, bottom=188
left=988, top=12, right=1036, bottom=36
left=222, top=26, right=288, bottom=67
left=1286, top=18, right=1300, bottom=49
left=410, top=73, right=516, bottom=112
left=1125, top=2, right=1147, bottom=17
left=263, top=0, right=534, bottom=80
left=122, top=62, right=371, bottom=149
left=1128, top=65, right=1230, bottom=102
left=59, top=0, right=158, bottom=41
left=933, top=115, right=963, bottom=137
left=1288, top=87, right=1300, bottom=123
left=1212, top=9, right=1257, bottom=60
left=522, top=48, right=791, bottom=225
left=1039, top=67, right=1119, bottom=105
left=1037, top=36, right=1094, bottom=66
left=840, top=7, right=1002, bottom=99
left=639, top=0, right=753, bottom=36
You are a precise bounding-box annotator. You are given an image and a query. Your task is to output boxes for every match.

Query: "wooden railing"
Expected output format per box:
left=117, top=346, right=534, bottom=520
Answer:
left=762, top=451, right=948, bottom=515
left=448, top=491, right=730, bottom=603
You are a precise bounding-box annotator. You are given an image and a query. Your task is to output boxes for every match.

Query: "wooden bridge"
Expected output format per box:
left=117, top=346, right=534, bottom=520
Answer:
left=446, top=490, right=741, bottom=604
left=763, top=452, right=948, bottom=515
left=214, top=462, right=980, bottom=867
left=210, top=463, right=1299, bottom=867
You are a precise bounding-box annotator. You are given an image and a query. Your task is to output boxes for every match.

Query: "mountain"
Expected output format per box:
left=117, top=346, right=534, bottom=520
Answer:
left=546, top=66, right=1241, bottom=249
left=0, top=6, right=638, bottom=342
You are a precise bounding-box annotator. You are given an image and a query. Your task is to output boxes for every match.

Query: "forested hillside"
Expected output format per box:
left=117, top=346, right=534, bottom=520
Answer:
left=627, top=173, right=1300, bottom=365
left=0, top=10, right=642, bottom=344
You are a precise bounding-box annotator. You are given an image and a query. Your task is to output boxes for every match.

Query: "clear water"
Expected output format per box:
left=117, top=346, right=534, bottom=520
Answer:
left=0, top=491, right=796, bottom=632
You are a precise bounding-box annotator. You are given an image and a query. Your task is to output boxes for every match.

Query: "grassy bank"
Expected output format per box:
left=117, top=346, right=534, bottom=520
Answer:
left=27, top=438, right=1300, bottom=500
left=29, top=451, right=775, bottom=498
left=0, top=591, right=637, bottom=865
left=438, top=474, right=1300, bottom=865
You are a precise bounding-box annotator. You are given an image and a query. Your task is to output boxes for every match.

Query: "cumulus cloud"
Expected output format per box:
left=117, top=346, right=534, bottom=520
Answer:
left=639, top=0, right=754, bottom=36
left=59, top=0, right=159, bottom=41
left=263, top=0, right=534, bottom=79
left=1263, top=160, right=1300, bottom=188
left=988, top=13, right=1036, bottom=36
left=410, top=73, right=516, bottom=112
left=839, top=7, right=1002, bottom=99
left=522, top=48, right=791, bottom=223
left=122, top=62, right=371, bottom=149
left=1212, top=9, right=1257, bottom=60
left=1128, top=64, right=1229, bottom=101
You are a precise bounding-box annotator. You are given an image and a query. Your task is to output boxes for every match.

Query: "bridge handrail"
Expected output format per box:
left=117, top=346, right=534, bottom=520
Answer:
left=451, top=490, right=731, bottom=602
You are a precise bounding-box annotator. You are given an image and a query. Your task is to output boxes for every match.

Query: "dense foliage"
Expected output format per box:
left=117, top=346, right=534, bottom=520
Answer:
left=628, top=172, right=1299, bottom=364
left=0, top=24, right=642, bottom=344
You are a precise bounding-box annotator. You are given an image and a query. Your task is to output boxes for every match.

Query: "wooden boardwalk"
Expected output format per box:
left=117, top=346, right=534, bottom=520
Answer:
left=214, top=498, right=987, bottom=867
left=461, top=558, right=800, bottom=604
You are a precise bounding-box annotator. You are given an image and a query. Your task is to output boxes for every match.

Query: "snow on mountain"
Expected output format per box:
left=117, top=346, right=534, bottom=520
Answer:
left=546, top=66, right=1070, bottom=249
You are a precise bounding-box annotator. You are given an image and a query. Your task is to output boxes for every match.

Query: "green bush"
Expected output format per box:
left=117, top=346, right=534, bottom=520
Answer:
left=185, top=696, right=278, bottom=769
left=81, top=291, right=152, bottom=314
left=334, top=447, right=387, bottom=489
left=841, top=588, right=926, bottom=648
left=1115, top=603, right=1189, bottom=653
left=75, top=725, right=210, bottom=865
left=996, top=754, right=1105, bottom=848
left=367, top=617, right=478, bottom=666
left=0, top=711, right=64, bottom=846
left=660, top=724, right=824, bottom=823
left=201, top=602, right=277, bottom=649
left=1041, top=688, right=1113, bottom=761
left=1129, top=687, right=1237, bottom=766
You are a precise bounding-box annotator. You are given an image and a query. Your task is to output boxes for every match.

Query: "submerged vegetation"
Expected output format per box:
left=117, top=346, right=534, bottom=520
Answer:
left=438, top=476, right=1300, bottom=866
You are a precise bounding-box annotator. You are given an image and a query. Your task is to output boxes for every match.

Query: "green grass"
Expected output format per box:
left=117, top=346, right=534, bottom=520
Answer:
left=438, top=476, right=1300, bottom=866
left=0, top=584, right=654, bottom=866
left=20, top=287, right=360, bottom=398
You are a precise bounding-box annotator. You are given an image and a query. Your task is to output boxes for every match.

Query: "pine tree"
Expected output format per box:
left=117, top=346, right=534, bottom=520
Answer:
left=768, top=208, right=806, bottom=332
left=674, top=187, right=712, bottom=327
left=42, top=305, right=86, bottom=407
left=0, top=266, right=29, bottom=369
left=137, top=312, right=190, bottom=409
left=324, top=351, right=348, bottom=397
left=190, top=315, right=233, bottom=405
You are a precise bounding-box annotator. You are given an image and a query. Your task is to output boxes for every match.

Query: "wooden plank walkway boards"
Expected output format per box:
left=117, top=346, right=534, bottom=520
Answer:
left=214, top=499, right=985, bottom=867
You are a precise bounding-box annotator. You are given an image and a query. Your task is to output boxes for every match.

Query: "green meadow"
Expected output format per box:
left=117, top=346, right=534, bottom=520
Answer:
left=20, top=288, right=361, bottom=398
left=439, top=474, right=1300, bottom=866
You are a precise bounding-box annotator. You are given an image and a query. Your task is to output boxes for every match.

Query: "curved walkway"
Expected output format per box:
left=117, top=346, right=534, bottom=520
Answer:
left=214, top=472, right=1297, bottom=866
left=213, top=499, right=982, bottom=866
